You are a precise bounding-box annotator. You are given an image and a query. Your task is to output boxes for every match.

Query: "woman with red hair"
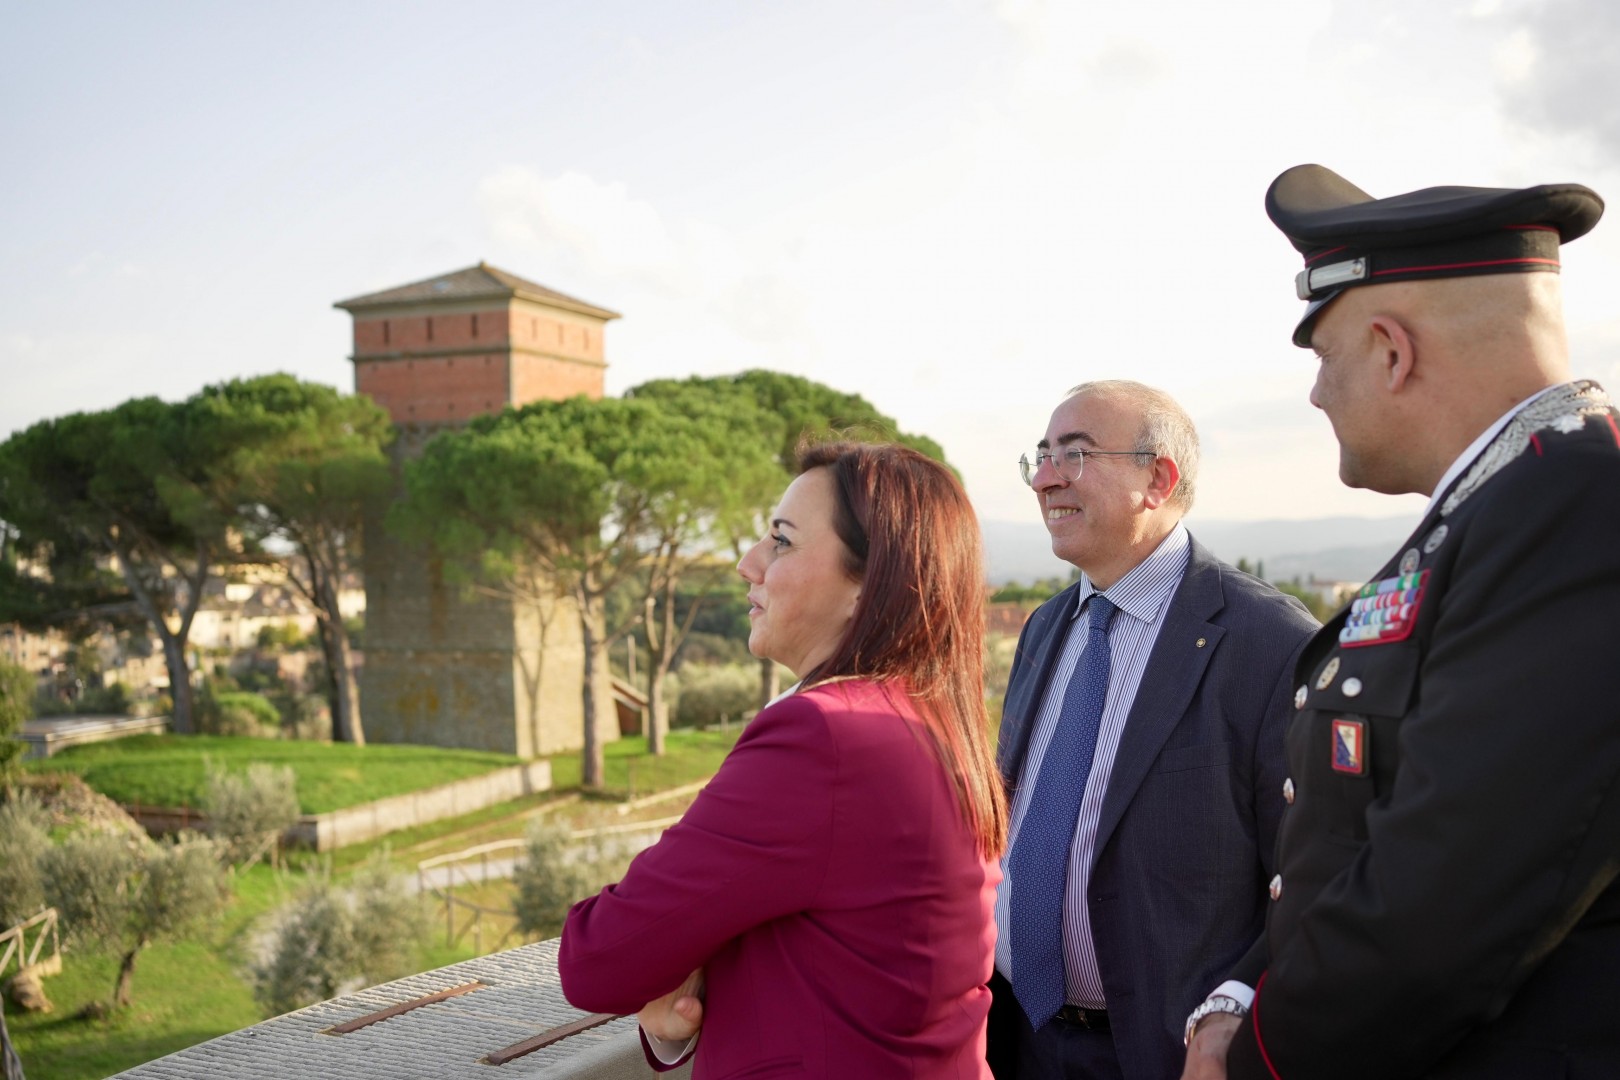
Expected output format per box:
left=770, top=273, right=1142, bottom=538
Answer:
left=560, top=441, right=1006, bottom=1078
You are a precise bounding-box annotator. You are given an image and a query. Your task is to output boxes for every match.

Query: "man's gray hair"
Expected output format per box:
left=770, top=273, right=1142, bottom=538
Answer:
left=1065, top=379, right=1200, bottom=512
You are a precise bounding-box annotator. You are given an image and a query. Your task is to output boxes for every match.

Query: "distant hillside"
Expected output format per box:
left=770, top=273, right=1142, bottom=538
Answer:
left=983, top=514, right=1421, bottom=586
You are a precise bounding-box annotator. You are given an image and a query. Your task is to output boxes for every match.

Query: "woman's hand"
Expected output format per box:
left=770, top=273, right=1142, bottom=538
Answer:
left=638, top=967, right=706, bottom=1042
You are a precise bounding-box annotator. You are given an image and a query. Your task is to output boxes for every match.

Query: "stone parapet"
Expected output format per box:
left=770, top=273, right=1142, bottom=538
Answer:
left=110, top=939, right=688, bottom=1079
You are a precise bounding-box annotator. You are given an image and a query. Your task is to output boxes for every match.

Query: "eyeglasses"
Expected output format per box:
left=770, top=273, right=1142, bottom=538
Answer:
left=1018, top=446, right=1151, bottom=487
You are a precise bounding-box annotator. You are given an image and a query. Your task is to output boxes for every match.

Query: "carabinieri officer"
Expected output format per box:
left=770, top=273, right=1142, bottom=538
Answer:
left=1181, top=165, right=1620, bottom=1079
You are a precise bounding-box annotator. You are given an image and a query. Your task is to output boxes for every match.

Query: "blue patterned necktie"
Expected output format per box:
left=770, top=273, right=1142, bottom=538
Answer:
left=1008, top=592, right=1118, bottom=1029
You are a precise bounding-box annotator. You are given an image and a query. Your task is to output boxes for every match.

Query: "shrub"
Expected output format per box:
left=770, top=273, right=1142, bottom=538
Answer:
left=672, top=662, right=760, bottom=729
left=511, top=819, right=599, bottom=940
left=347, top=852, right=432, bottom=986
left=30, top=680, right=132, bottom=718
left=208, top=691, right=281, bottom=738
left=255, top=623, right=308, bottom=651
left=251, top=851, right=428, bottom=1017
left=672, top=630, right=752, bottom=668
left=0, top=790, right=50, bottom=927
left=272, top=692, right=331, bottom=741
left=252, top=876, right=355, bottom=1016
left=202, top=762, right=300, bottom=867
left=0, top=657, right=34, bottom=777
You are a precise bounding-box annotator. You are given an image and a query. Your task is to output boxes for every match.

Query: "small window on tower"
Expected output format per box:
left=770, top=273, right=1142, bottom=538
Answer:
left=382, top=321, right=391, bottom=346
left=471, top=314, right=479, bottom=337
left=426, top=317, right=434, bottom=343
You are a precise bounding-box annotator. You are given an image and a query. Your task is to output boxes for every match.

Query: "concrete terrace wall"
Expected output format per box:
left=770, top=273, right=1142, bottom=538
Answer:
left=293, top=760, right=553, bottom=851
left=128, top=761, right=553, bottom=853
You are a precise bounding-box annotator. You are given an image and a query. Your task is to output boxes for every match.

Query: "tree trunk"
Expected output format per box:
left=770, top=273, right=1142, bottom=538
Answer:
left=759, top=655, right=780, bottom=709
left=647, top=663, right=671, bottom=755
left=311, top=554, right=363, bottom=745
left=116, top=546, right=203, bottom=735
left=577, top=585, right=613, bottom=790
left=113, top=942, right=143, bottom=1008
left=159, top=634, right=196, bottom=735
left=643, top=575, right=677, bottom=757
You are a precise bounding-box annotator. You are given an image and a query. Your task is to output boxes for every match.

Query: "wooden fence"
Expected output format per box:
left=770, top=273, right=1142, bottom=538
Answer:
left=415, top=817, right=682, bottom=955
left=1, top=907, right=60, bottom=1080
left=0, top=909, right=59, bottom=987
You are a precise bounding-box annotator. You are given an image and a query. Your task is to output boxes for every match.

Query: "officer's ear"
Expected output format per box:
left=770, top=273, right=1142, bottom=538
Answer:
left=1368, top=314, right=1417, bottom=394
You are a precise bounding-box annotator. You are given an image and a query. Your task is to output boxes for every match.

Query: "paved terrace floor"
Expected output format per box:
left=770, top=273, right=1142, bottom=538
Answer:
left=111, top=939, right=688, bottom=1080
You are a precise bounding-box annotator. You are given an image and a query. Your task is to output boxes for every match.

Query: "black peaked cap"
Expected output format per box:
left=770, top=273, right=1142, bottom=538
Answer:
left=1266, top=164, right=1604, bottom=346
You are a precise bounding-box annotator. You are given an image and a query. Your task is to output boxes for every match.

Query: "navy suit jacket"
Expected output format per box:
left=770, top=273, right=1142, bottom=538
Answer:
left=990, top=535, right=1316, bottom=1080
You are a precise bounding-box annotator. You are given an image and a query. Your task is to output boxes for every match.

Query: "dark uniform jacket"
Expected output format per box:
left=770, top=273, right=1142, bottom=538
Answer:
left=1226, top=381, right=1620, bottom=1079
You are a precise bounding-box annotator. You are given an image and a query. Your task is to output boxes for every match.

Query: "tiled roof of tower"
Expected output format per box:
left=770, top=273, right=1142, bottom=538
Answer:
left=334, top=263, right=621, bottom=320
left=110, top=940, right=677, bottom=1079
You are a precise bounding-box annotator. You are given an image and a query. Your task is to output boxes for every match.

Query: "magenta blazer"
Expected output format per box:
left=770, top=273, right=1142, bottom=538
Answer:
left=559, top=679, right=999, bottom=1079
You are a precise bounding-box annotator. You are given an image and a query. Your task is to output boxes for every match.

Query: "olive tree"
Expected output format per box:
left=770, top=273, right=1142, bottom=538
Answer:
left=251, top=852, right=429, bottom=1016
left=41, top=833, right=228, bottom=1008
left=201, top=762, right=300, bottom=868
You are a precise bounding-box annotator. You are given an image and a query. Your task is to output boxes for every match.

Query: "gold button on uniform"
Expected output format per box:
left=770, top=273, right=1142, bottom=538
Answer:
left=1283, top=778, right=1295, bottom=804
left=1269, top=874, right=1283, bottom=901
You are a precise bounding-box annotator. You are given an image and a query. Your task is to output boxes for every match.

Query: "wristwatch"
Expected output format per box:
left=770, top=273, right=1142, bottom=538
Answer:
left=1183, top=994, right=1249, bottom=1046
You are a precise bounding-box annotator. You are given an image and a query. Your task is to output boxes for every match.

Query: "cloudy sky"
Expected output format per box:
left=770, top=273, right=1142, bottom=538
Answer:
left=5, top=0, right=1619, bottom=536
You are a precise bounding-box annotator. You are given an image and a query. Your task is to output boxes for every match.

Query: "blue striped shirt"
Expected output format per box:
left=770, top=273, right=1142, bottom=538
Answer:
left=994, top=524, right=1191, bottom=1008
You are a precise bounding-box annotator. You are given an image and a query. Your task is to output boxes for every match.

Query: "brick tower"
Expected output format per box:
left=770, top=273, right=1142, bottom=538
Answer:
left=335, top=263, right=621, bottom=757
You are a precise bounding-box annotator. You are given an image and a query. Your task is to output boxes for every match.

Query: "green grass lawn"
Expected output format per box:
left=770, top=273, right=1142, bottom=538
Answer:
left=24, top=735, right=522, bottom=814
left=546, top=726, right=744, bottom=797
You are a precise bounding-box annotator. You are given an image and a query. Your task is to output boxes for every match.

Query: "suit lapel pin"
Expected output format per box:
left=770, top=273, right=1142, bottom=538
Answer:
left=1399, top=547, right=1421, bottom=575
left=1422, top=524, right=1449, bottom=554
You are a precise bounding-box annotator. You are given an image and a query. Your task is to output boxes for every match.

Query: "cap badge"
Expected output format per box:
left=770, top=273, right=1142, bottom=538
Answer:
left=1295, top=257, right=1368, bottom=300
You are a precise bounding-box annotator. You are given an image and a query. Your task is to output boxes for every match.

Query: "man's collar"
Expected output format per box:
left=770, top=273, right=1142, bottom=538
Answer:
left=1423, top=384, right=1563, bottom=518
left=1073, top=523, right=1190, bottom=625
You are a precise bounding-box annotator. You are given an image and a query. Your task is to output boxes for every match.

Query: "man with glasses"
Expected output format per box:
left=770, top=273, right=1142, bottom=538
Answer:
left=990, top=380, right=1317, bottom=1079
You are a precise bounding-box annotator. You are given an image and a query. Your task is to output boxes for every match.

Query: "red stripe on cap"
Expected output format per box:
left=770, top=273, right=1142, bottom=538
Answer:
left=1531, top=433, right=1544, bottom=456
left=1372, top=256, right=1560, bottom=278
left=1504, top=224, right=1559, bottom=233
left=1303, top=246, right=1349, bottom=265
left=1252, top=972, right=1284, bottom=1080
left=1606, top=414, right=1620, bottom=448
